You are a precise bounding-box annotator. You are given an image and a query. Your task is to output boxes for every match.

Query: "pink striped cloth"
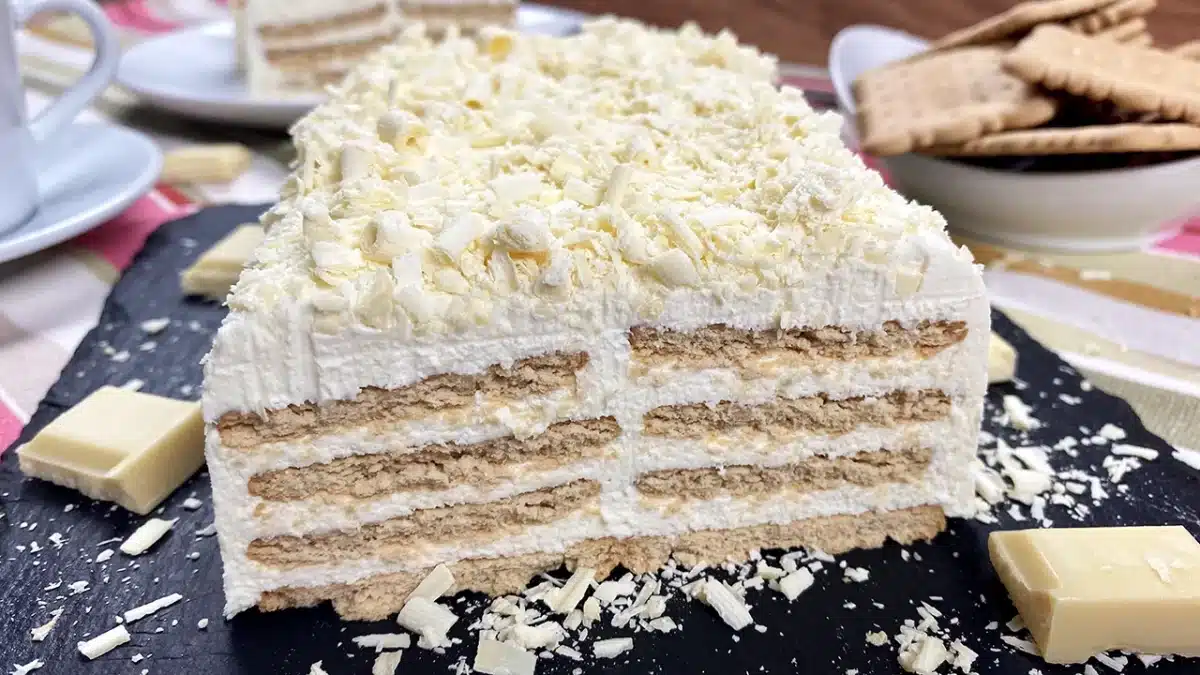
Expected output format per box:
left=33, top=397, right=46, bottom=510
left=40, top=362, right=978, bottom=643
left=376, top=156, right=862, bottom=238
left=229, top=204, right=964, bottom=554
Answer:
left=0, top=187, right=196, bottom=451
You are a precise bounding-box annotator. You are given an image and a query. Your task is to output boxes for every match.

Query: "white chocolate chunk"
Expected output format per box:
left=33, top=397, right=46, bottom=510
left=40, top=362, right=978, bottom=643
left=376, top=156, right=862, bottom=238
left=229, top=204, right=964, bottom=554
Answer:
left=490, top=173, right=545, bottom=203
left=593, top=637, right=634, bottom=659
left=30, top=608, right=62, bottom=642
left=434, top=213, right=489, bottom=261
left=160, top=143, right=251, bottom=185
left=120, top=518, right=176, bottom=555
left=78, top=625, right=131, bottom=659
left=649, top=249, right=699, bottom=287
left=563, top=178, right=601, bottom=206
left=372, top=650, right=403, bottom=675
left=364, top=212, right=431, bottom=260
left=340, top=142, right=373, bottom=183
left=699, top=579, right=753, bottom=630
left=604, top=164, right=634, bottom=206
left=510, top=622, right=565, bottom=650
left=474, top=638, right=536, bottom=675
left=543, top=567, right=594, bottom=614
left=494, top=214, right=553, bottom=253
left=991, top=527, right=1200, bottom=663
left=407, top=564, right=455, bottom=603
left=661, top=209, right=703, bottom=260
left=396, top=598, right=457, bottom=647
left=988, top=333, right=1018, bottom=384
left=777, top=569, right=815, bottom=600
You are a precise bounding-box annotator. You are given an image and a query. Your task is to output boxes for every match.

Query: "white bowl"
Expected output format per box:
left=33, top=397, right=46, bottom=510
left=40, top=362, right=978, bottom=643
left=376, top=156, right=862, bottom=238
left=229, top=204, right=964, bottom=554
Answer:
left=828, top=24, right=1200, bottom=252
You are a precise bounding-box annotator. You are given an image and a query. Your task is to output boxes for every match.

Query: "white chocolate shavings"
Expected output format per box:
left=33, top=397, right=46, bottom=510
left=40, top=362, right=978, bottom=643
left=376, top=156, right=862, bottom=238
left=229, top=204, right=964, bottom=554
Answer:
left=396, top=598, right=458, bottom=648
left=10, top=660, right=43, bottom=675
left=78, top=625, right=131, bottom=660
left=886, top=602, right=979, bottom=675
left=970, top=386, right=1155, bottom=526
left=372, top=650, right=404, bottom=675
left=139, top=318, right=170, bottom=334
left=29, top=609, right=62, bottom=642
left=353, top=634, right=412, bottom=652
left=474, top=638, right=536, bottom=675
left=843, top=567, right=870, bottom=583
left=123, top=593, right=183, bottom=623
left=542, top=567, right=594, bottom=614
left=593, top=637, right=634, bottom=659
left=697, top=579, right=753, bottom=631
left=120, top=518, right=176, bottom=556
left=308, top=661, right=329, bottom=675
left=406, top=564, right=455, bottom=603
left=1001, top=395, right=1039, bottom=431
left=226, top=18, right=955, bottom=338
left=777, top=569, right=815, bottom=600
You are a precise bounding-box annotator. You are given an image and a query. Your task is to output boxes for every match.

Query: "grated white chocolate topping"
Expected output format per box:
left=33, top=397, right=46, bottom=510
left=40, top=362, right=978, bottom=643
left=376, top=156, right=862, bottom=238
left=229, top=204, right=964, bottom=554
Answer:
left=226, top=19, right=966, bottom=345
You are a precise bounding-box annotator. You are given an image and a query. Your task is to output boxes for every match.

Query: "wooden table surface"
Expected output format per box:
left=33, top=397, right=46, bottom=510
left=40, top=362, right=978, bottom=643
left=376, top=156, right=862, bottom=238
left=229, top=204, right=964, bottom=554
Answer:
left=546, top=0, right=1200, bottom=65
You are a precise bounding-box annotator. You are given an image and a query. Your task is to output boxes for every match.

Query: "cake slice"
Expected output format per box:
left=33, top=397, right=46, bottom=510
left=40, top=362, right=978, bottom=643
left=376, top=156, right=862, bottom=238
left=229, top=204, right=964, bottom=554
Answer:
left=203, top=19, right=990, bottom=620
left=234, top=0, right=518, bottom=97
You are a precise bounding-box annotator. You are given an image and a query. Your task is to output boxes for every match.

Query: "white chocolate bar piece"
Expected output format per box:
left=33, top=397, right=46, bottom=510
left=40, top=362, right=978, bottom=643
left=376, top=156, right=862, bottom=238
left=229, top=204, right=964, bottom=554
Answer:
left=988, top=333, right=1017, bottom=384
left=180, top=224, right=264, bottom=300
left=18, top=387, right=204, bottom=515
left=161, top=143, right=252, bottom=185
left=990, top=527, right=1200, bottom=663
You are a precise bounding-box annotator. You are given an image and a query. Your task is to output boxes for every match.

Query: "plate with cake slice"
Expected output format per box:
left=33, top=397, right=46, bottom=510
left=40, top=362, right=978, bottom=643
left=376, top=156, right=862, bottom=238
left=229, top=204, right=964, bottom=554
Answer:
left=117, top=1, right=587, bottom=129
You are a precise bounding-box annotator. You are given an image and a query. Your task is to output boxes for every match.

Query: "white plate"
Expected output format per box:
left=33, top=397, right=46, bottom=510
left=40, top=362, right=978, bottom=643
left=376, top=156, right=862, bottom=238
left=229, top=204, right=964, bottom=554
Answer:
left=117, top=4, right=589, bottom=129
left=0, top=123, right=162, bottom=265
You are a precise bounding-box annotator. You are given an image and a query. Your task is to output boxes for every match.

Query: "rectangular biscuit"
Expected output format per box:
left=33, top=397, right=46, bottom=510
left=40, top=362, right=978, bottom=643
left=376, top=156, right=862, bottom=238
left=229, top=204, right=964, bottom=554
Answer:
left=1005, top=25, right=1200, bottom=125
left=854, top=46, right=1058, bottom=156
left=924, top=123, right=1200, bottom=155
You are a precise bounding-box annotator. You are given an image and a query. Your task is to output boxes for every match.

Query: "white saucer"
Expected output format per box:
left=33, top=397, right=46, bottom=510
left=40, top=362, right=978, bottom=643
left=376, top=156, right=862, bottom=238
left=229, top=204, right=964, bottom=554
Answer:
left=117, top=4, right=589, bottom=129
left=0, top=123, right=162, bottom=265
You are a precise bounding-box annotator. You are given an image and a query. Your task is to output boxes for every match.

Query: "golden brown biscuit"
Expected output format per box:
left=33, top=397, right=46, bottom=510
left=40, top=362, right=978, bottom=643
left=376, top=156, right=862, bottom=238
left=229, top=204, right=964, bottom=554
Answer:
left=854, top=47, right=1059, bottom=156
left=1005, top=25, right=1200, bottom=124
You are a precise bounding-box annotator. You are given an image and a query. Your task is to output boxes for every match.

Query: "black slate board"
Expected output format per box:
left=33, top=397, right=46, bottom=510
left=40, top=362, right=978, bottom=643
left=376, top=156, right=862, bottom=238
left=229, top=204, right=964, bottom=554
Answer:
left=2, top=205, right=1199, bottom=675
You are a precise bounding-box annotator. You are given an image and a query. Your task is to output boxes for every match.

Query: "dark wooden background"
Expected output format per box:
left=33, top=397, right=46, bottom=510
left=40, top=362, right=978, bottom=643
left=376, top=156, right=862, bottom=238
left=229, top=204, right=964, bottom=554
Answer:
left=547, top=0, right=1200, bottom=64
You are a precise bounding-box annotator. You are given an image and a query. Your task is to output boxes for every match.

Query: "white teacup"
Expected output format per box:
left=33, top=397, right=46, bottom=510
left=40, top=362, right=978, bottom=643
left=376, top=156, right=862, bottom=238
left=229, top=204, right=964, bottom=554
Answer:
left=1, top=0, right=119, bottom=235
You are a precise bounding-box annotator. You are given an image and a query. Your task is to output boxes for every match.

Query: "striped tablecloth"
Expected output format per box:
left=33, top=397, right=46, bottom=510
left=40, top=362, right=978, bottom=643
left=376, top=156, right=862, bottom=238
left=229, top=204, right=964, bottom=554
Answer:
left=3, top=0, right=1198, bottom=455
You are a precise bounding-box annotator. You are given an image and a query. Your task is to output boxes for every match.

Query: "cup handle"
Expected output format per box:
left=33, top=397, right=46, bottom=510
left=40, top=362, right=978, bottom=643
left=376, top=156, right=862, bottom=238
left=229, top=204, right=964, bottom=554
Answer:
left=14, top=0, right=119, bottom=142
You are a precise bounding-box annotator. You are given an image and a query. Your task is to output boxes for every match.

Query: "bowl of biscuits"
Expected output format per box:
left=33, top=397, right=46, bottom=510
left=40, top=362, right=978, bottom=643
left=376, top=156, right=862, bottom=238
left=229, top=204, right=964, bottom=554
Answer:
left=830, top=0, right=1200, bottom=252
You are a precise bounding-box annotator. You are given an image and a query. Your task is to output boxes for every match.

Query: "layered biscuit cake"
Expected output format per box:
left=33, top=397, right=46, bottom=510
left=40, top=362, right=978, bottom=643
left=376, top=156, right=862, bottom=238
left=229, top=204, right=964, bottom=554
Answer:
left=233, top=0, right=518, bottom=96
left=204, top=19, right=990, bottom=620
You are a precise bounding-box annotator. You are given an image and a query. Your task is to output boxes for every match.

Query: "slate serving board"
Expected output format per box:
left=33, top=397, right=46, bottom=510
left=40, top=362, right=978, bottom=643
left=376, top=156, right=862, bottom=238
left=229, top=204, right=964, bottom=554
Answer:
left=2, top=205, right=1198, bottom=675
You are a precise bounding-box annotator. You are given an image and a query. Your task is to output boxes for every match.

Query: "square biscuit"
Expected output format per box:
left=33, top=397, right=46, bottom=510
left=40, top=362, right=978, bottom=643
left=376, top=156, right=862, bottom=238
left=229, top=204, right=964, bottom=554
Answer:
left=1005, top=25, right=1200, bottom=125
left=854, top=46, right=1059, bottom=156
